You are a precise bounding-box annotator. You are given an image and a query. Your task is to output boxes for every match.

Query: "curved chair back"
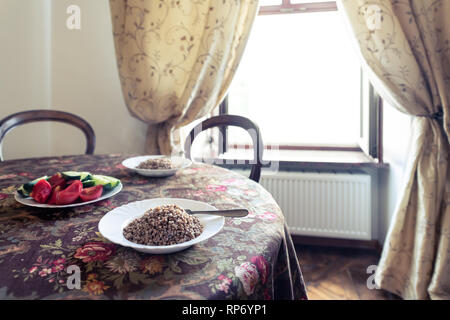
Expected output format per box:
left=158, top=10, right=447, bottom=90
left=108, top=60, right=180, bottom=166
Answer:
left=184, top=115, right=263, bottom=182
left=0, top=110, right=95, bottom=161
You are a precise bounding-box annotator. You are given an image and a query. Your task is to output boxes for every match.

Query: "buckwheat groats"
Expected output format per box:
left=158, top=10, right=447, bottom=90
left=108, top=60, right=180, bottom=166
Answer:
left=136, top=158, right=173, bottom=170
left=123, top=204, right=204, bottom=246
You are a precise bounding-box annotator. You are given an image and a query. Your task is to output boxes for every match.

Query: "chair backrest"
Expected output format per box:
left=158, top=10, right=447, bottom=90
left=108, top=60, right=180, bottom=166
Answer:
left=0, top=110, right=96, bottom=161
left=184, top=115, right=263, bottom=182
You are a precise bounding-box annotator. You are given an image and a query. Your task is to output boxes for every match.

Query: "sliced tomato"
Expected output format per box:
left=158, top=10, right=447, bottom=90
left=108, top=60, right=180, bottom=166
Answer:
left=79, top=185, right=103, bottom=202
left=56, top=180, right=82, bottom=205
left=47, top=173, right=66, bottom=190
left=47, top=186, right=62, bottom=204
left=31, top=179, right=52, bottom=204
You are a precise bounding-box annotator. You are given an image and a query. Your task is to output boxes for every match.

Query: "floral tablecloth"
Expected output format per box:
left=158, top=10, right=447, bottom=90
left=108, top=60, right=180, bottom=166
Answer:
left=0, top=154, right=307, bottom=300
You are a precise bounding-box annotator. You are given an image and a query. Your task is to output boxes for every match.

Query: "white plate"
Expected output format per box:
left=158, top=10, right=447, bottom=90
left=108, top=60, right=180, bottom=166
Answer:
left=98, top=198, right=225, bottom=254
left=14, top=182, right=123, bottom=209
left=121, top=155, right=192, bottom=177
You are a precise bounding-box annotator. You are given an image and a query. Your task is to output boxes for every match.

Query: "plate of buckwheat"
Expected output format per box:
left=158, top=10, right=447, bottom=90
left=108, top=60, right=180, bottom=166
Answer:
left=121, top=155, right=192, bottom=178
left=98, top=198, right=224, bottom=254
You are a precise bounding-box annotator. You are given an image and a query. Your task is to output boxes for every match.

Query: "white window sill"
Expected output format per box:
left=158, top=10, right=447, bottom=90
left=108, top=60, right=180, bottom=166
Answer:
left=196, top=149, right=388, bottom=171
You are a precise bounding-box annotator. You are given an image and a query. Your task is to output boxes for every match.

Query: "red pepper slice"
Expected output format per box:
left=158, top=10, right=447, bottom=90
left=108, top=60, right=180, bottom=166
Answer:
left=56, top=180, right=82, bottom=205
left=31, top=179, right=52, bottom=204
left=79, top=185, right=103, bottom=202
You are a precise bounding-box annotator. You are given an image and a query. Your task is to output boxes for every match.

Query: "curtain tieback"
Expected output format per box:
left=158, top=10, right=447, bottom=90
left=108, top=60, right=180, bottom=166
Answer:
left=431, top=109, right=444, bottom=127
left=430, top=109, right=443, bottom=121
left=420, top=108, right=444, bottom=126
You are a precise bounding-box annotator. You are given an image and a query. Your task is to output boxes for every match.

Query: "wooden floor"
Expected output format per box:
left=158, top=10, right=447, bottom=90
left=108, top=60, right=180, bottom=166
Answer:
left=295, top=244, right=400, bottom=300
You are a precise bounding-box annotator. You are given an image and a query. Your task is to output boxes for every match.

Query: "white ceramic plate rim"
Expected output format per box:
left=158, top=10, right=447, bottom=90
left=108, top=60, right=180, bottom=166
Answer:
left=14, top=182, right=123, bottom=209
left=121, top=155, right=192, bottom=175
left=98, top=198, right=225, bottom=253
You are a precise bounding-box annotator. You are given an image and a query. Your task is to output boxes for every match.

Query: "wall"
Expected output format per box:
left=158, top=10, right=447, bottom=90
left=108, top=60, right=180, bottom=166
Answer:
left=0, top=0, right=147, bottom=160
left=50, top=0, right=147, bottom=156
left=0, top=0, right=53, bottom=159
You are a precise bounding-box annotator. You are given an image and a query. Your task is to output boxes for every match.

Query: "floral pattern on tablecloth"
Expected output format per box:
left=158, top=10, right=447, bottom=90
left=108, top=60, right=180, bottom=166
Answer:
left=0, top=154, right=307, bottom=300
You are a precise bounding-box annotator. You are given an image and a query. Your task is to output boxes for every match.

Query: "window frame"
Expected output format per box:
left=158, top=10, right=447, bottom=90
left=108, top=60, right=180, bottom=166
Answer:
left=217, top=0, right=382, bottom=161
left=259, top=1, right=337, bottom=15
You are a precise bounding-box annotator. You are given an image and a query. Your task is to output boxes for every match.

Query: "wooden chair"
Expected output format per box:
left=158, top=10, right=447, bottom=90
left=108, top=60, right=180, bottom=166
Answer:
left=184, top=115, right=263, bottom=182
left=0, top=110, right=96, bottom=161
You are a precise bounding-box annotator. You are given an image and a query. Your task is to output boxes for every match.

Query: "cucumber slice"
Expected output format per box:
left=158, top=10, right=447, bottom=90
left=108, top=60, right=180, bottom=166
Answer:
left=81, top=173, right=93, bottom=182
left=17, top=187, right=27, bottom=197
left=18, top=176, right=48, bottom=197
left=92, top=175, right=120, bottom=192
left=82, top=180, right=96, bottom=188
left=62, top=171, right=92, bottom=181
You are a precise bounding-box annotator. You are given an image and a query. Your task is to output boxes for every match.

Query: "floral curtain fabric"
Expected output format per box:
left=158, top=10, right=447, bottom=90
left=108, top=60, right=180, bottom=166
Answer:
left=338, top=0, right=450, bottom=299
left=109, top=0, right=259, bottom=155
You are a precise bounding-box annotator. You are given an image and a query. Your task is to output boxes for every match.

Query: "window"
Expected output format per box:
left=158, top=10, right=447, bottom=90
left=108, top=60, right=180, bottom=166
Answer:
left=221, top=0, right=380, bottom=157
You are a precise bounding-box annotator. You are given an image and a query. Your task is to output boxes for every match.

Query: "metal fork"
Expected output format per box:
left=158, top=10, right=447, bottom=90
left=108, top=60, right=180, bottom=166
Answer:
left=185, top=209, right=248, bottom=217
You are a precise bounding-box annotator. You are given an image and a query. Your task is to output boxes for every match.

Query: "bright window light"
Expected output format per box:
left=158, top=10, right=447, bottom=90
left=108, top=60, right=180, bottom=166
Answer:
left=228, top=10, right=361, bottom=147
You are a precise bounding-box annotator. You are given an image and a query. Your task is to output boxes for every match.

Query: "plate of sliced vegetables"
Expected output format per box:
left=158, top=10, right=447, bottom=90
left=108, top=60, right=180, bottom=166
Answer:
left=15, top=171, right=122, bottom=208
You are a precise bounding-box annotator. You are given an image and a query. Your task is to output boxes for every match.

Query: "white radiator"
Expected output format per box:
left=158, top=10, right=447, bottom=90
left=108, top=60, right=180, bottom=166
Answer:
left=259, top=171, right=372, bottom=240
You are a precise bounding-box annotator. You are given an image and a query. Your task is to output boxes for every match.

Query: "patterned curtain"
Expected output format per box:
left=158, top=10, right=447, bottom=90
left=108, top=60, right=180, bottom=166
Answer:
left=338, top=0, right=450, bottom=299
left=109, top=0, right=259, bottom=155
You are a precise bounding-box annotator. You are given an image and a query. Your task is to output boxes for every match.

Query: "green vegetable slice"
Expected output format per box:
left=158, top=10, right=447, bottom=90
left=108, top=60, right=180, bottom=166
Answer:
left=62, top=171, right=92, bottom=181
left=82, top=180, right=96, bottom=188
left=92, top=175, right=120, bottom=192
